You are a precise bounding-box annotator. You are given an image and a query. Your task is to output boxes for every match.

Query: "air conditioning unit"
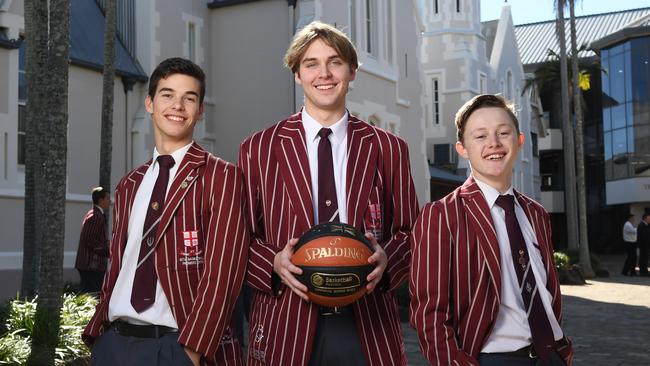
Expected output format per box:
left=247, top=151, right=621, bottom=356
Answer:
left=433, top=144, right=458, bottom=167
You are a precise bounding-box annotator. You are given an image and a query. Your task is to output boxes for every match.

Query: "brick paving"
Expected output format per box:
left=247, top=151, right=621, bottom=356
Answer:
left=403, top=254, right=650, bottom=365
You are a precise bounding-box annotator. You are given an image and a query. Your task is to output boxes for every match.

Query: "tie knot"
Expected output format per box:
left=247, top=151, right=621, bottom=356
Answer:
left=495, top=194, right=515, bottom=212
left=157, top=155, right=175, bottom=170
left=318, top=128, right=333, bottom=139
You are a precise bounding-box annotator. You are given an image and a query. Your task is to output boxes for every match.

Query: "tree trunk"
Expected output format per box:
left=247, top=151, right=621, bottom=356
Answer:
left=99, top=0, right=116, bottom=193
left=555, top=0, right=579, bottom=250
left=21, top=0, right=48, bottom=299
left=27, top=0, right=70, bottom=364
left=568, top=0, right=595, bottom=277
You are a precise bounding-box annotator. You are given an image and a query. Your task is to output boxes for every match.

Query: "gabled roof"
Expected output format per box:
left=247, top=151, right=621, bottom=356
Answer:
left=514, top=7, right=650, bottom=66
left=70, top=0, right=146, bottom=81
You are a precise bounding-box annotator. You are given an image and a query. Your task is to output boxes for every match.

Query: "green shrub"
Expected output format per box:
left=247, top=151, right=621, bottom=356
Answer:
left=0, top=293, right=97, bottom=365
left=553, top=251, right=570, bottom=270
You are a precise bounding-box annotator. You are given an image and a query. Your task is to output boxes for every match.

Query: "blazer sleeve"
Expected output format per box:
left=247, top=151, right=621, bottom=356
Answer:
left=409, top=202, right=479, bottom=366
left=177, top=163, right=249, bottom=361
left=238, top=140, right=282, bottom=295
left=382, top=138, right=420, bottom=291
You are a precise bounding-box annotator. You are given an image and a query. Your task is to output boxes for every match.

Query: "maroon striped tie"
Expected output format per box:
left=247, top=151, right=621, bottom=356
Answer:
left=317, top=128, right=339, bottom=224
left=130, top=154, right=175, bottom=313
left=495, top=194, right=556, bottom=361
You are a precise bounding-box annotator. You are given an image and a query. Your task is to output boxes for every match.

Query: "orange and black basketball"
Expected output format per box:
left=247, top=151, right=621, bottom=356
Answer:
left=292, top=222, right=375, bottom=307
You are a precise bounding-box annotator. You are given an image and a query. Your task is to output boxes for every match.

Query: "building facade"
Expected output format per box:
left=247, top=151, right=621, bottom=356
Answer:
left=417, top=0, right=542, bottom=201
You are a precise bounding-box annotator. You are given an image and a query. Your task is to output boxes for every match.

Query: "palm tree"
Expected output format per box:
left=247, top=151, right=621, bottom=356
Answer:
left=555, top=0, right=579, bottom=251
left=568, top=0, right=595, bottom=277
left=27, top=0, right=70, bottom=364
left=99, top=0, right=116, bottom=193
left=21, top=0, right=48, bottom=299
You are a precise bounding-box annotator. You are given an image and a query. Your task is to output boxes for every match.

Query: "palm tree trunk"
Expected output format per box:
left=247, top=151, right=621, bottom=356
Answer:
left=555, top=0, right=579, bottom=250
left=568, top=0, right=595, bottom=277
left=21, top=0, right=48, bottom=299
left=99, top=0, right=116, bottom=193
left=27, top=0, right=70, bottom=364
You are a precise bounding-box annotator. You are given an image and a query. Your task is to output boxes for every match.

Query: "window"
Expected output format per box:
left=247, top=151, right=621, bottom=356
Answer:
left=506, top=70, right=513, bottom=100
left=479, top=72, right=487, bottom=93
left=385, top=0, right=392, bottom=64
left=456, top=0, right=460, bottom=12
left=434, top=0, right=439, bottom=14
left=18, top=40, right=26, bottom=165
left=188, top=22, right=196, bottom=62
left=350, top=0, right=356, bottom=44
left=531, top=132, right=539, bottom=157
left=432, top=77, right=440, bottom=125
left=365, top=0, right=377, bottom=57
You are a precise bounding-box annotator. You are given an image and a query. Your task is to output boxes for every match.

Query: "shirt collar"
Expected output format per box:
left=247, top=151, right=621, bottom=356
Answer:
left=302, top=109, right=348, bottom=145
left=152, top=141, right=193, bottom=169
left=94, top=204, right=104, bottom=215
left=473, top=176, right=516, bottom=210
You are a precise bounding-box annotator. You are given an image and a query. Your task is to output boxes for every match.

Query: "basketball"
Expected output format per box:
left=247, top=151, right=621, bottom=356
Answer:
left=292, top=222, right=375, bottom=307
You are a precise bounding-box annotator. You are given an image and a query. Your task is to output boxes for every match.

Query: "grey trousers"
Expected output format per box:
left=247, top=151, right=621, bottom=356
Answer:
left=90, top=328, right=194, bottom=366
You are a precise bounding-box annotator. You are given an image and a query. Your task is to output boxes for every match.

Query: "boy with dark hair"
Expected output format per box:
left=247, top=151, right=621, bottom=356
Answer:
left=83, top=58, right=248, bottom=366
left=75, top=187, right=110, bottom=293
left=410, top=94, right=573, bottom=366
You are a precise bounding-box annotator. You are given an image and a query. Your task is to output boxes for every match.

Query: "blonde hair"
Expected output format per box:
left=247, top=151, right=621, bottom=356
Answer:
left=284, top=21, right=359, bottom=74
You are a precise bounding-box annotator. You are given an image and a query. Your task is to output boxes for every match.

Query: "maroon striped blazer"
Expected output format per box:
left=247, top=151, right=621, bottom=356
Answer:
left=238, top=112, right=419, bottom=366
left=409, top=177, right=573, bottom=365
left=83, top=143, right=248, bottom=366
left=75, top=206, right=109, bottom=272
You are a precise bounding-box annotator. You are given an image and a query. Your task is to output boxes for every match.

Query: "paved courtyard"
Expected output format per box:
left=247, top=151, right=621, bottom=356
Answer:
left=404, top=255, right=650, bottom=365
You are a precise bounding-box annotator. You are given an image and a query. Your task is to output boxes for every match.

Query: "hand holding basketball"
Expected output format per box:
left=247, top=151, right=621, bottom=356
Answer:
left=365, top=232, right=387, bottom=294
left=273, top=238, right=309, bottom=301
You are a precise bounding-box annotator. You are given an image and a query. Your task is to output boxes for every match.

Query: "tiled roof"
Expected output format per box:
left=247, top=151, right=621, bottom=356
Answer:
left=514, top=7, right=650, bottom=65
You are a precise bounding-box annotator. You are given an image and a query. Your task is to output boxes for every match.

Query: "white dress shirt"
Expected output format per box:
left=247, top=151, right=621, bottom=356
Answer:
left=623, top=221, right=637, bottom=243
left=475, top=178, right=564, bottom=353
left=302, top=109, right=349, bottom=224
left=108, top=142, right=193, bottom=328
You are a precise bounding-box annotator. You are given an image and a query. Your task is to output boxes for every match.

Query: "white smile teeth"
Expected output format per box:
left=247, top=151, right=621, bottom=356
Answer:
left=316, top=84, right=335, bottom=90
left=486, top=154, right=504, bottom=160
left=167, top=115, right=184, bottom=122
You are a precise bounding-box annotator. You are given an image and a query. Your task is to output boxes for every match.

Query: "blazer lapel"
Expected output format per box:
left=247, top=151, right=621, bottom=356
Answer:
left=154, top=142, right=207, bottom=247
left=119, top=164, right=149, bottom=253
left=346, top=116, right=378, bottom=228
left=459, top=177, right=502, bottom=300
left=273, top=114, right=314, bottom=233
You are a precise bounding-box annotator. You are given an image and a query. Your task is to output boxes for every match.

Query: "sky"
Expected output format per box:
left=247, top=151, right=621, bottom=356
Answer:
left=480, top=0, right=650, bottom=25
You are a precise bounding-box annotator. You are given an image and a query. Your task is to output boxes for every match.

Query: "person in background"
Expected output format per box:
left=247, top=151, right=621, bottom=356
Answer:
left=75, top=186, right=110, bottom=293
left=621, top=214, right=638, bottom=276
left=636, top=213, right=649, bottom=276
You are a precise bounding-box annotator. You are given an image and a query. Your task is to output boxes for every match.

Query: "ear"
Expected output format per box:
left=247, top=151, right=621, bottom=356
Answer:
left=518, top=132, right=525, bottom=147
left=198, top=103, right=205, bottom=118
left=349, top=66, right=357, bottom=81
left=455, top=141, right=469, bottom=160
left=145, top=95, right=154, bottom=114
left=294, top=72, right=302, bottom=86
